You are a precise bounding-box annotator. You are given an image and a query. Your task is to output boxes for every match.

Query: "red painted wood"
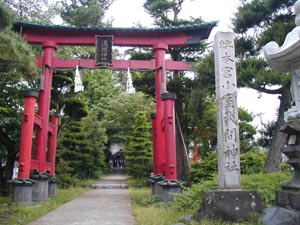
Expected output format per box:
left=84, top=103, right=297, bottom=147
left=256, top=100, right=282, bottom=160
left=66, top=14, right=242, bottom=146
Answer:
left=18, top=92, right=38, bottom=179
left=34, top=114, right=43, bottom=128
left=15, top=24, right=215, bottom=47
left=30, top=160, right=39, bottom=171
left=35, top=41, right=57, bottom=172
left=36, top=57, right=192, bottom=71
left=154, top=43, right=168, bottom=175
left=47, top=116, right=59, bottom=175
left=48, top=122, right=55, bottom=135
left=162, top=93, right=177, bottom=181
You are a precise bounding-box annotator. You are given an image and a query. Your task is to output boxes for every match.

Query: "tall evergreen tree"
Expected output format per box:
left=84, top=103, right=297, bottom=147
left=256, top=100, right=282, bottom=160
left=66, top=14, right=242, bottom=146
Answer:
left=57, top=120, right=96, bottom=179
left=103, top=92, right=155, bottom=144
left=0, top=3, right=38, bottom=193
left=60, top=0, right=114, bottom=26
left=233, top=0, right=296, bottom=172
left=125, top=111, right=153, bottom=179
left=3, top=0, right=58, bottom=23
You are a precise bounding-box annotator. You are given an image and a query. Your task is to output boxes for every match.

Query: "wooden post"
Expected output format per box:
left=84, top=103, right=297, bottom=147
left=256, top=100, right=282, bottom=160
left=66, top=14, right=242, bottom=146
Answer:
left=18, top=91, right=39, bottom=179
left=153, top=43, right=168, bottom=175
left=35, top=41, right=57, bottom=172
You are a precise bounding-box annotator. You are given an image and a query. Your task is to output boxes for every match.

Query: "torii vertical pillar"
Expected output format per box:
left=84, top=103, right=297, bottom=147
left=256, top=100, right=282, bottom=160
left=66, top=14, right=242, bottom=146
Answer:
left=47, top=114, right=59, bottom=196
left=12, top=91, right=38, bottom=203
left=153, top=43, right=167, bottom=175
left=18, top=91, right=39, bottom=179
left=150, top=43, right=168, bottom=195
left=159, top=93, right=181, bottom=202
left=31, top=41, right=57, bottom=201
left=35, top=41, right=57, bottom=173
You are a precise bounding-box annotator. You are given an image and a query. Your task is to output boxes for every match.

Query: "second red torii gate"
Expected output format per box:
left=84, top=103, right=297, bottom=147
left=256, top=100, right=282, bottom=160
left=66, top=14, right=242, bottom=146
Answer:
left=13, top=21, right=216, bottom=181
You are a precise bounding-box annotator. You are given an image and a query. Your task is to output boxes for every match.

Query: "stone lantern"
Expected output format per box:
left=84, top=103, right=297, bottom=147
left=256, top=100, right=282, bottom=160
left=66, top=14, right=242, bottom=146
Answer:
left=263, top=0, right=300, bottom=211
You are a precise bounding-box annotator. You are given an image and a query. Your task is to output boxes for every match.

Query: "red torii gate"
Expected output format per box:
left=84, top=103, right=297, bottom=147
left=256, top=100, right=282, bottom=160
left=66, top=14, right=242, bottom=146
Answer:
left=13, top=21, right=216, bottom=198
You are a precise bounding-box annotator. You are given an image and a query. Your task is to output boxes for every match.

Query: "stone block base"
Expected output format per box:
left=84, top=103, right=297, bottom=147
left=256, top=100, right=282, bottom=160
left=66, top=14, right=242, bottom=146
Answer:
left=32, top=179, right=49, bottom=201
left=193, top=189, right=264, bottom=222
left=148, top=174, right=165, bottom=195
left=48, top=182, right=57, bottom=196
left=150, top=182, right=155, bottom=194
left=158, top=181, right=182, bottom=203
left=12, top=180, right=33, bottom=204
left=153, top=182, right=163, bottom=196
left=276, top=189, right=300, bottom=210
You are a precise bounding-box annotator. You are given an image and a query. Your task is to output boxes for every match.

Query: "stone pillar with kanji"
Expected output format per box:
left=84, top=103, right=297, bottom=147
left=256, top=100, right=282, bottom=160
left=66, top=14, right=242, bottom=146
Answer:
left=193, top=32, right=263, bottom=223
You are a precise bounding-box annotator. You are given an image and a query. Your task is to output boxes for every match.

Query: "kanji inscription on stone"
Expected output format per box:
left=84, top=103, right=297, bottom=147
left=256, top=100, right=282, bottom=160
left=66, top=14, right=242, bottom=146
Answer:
left=214, top=32, right=241, bottom=189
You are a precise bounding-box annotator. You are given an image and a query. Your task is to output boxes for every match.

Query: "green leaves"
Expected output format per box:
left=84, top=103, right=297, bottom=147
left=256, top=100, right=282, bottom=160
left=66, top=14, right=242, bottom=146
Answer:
left=125, top=110, right=153, bottom=179
left=0, top=3, right=15, bottom=30
left=60, top=0, right=114, bottom=26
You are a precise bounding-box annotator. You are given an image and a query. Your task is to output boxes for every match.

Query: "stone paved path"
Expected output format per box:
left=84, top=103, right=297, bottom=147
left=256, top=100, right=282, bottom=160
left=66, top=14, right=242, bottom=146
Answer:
left=27, top=174, right=136, bottom=225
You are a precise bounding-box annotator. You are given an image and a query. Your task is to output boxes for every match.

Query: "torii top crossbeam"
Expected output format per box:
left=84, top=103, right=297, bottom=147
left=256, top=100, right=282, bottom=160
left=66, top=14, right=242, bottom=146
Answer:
left=13, top=21, right=217, bottom=47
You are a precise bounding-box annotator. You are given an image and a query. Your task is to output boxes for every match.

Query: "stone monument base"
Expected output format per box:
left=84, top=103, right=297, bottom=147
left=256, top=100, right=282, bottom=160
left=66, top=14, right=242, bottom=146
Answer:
left=193, top=189, right=264, bottom=222
left=11, top=179, right=34, bottom=204
left=158, top=180, right=182, bottom=203
left=276, top=189, right=300, bottom=210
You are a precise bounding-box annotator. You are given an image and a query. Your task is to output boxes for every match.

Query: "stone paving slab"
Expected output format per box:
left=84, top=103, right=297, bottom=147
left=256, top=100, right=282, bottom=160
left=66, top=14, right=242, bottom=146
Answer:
left=27, top=174, right=136, bottom=225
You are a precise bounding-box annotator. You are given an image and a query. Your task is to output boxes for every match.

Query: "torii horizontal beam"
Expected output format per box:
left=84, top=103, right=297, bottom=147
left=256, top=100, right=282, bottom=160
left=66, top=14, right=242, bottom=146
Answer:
left=13, top=21, right=217, bottom=47
left=36, top=57, right=193, bottom=71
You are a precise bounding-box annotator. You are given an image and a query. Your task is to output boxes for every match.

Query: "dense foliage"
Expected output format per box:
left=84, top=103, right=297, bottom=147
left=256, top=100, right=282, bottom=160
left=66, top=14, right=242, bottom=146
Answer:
left=125, top=111, right=153, bottom=181
left=233, top=0, right=296, bottom=172
left=190, top=149, right=267, bottom=184
left=0, top=3, right=39, bottom=194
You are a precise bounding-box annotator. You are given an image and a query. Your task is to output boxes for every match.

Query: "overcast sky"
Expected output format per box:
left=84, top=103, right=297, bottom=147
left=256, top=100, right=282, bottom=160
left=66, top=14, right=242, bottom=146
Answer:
left=104, top=0, right=280, bottom=129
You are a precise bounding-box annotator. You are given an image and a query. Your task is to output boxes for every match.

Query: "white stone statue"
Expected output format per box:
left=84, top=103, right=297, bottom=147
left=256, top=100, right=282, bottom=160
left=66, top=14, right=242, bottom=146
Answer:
left=263, top=0, right=300, bottom=130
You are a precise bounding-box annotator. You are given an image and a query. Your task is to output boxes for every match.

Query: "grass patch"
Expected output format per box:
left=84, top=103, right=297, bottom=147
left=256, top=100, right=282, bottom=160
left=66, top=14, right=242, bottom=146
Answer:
left=0, top=179, right=96, bottom=225
left=130, top=187, right=182, bottom=225
left=130, top=172, right=292, bottom=225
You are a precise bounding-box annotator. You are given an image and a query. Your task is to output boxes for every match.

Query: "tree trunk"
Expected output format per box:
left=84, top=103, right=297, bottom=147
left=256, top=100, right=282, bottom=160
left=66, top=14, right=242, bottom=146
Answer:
left=0, top=129, right=18, bottom=195
left=0, top=153, right=16, bottom=195
left=264, top=86, right=291, bottom=172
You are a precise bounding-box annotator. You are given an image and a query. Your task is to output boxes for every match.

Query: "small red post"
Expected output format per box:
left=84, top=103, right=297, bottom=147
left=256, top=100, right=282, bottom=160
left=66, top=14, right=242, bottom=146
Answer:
left=151, top=113, right=159, bottom=174
left=18, top=91, right=39, bottom=179
left=193, top=137, right=198, bottom=162
left=193, top=127, right=199, bottom=162
left=153, top=43, right=168, bottom=175
left=161, top=93, right=177, bottom=181
left=47, top=114, right=59, bottom=176
left=35, top=41, right=57, bottom=172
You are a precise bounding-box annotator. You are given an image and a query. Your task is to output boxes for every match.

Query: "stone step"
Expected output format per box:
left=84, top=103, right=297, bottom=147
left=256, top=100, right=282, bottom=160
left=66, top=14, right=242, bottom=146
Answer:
left=90, top=183, right=128, bottom=189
